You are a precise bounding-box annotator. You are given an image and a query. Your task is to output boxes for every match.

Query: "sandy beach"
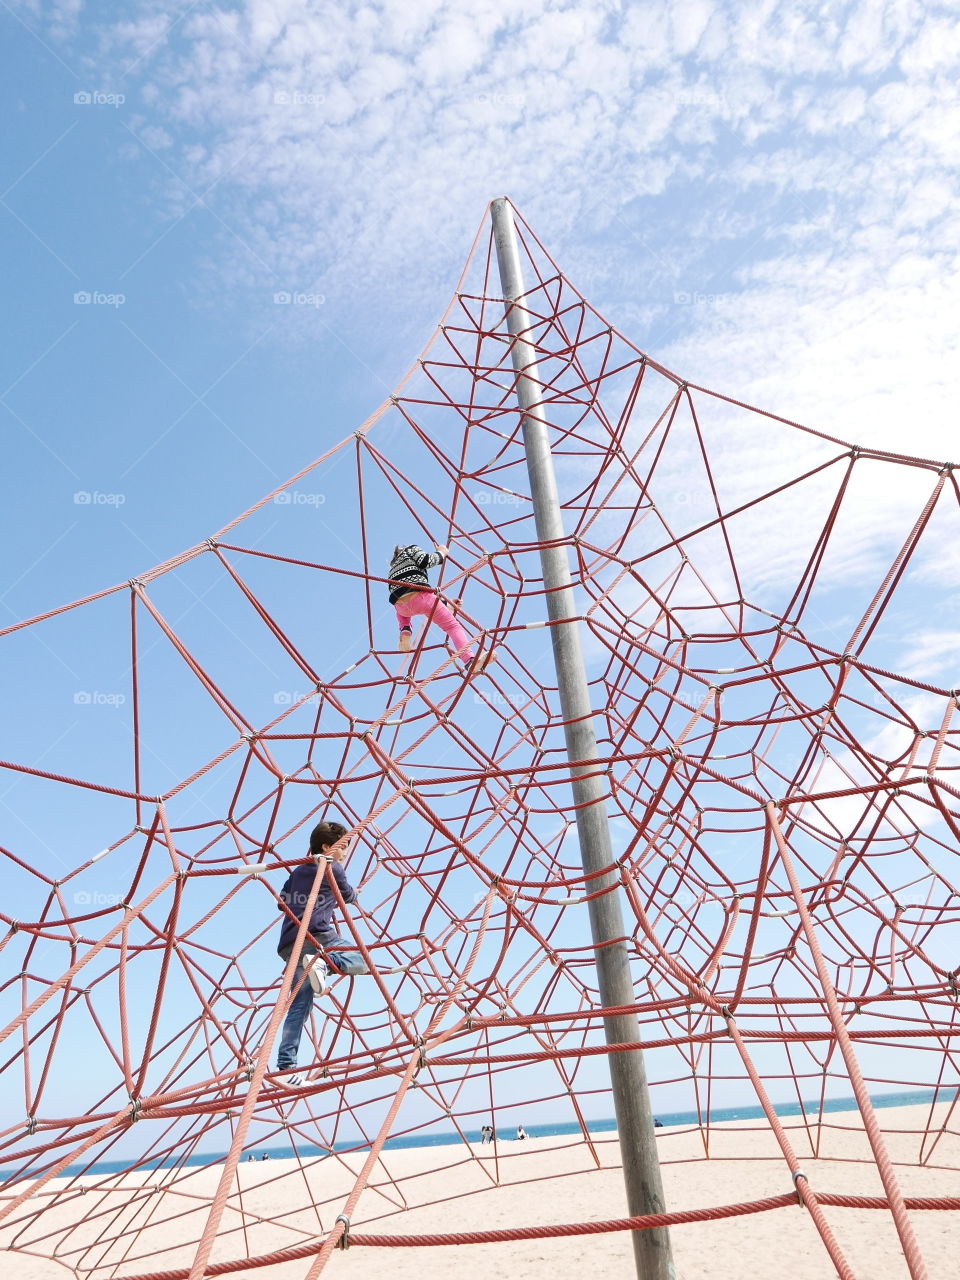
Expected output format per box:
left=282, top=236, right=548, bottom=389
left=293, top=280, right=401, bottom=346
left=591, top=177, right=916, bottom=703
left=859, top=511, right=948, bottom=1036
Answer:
left=2, top=1103, right=957, bottom=1280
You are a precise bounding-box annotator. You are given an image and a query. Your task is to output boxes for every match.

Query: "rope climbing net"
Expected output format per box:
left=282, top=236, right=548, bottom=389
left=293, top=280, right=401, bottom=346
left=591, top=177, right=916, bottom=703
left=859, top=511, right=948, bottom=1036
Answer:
left=0, top=205, right=957, bottom=1280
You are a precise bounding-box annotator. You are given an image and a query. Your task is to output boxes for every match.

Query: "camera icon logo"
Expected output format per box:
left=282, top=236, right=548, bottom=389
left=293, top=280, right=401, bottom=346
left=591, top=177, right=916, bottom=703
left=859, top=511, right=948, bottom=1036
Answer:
left=273, top=291, right=291, bottom=304
left=74, top=691, right=92, bottom=704
left=74, top=291, right=91, bottom=304
left=74, top=91, right=92, bottom=105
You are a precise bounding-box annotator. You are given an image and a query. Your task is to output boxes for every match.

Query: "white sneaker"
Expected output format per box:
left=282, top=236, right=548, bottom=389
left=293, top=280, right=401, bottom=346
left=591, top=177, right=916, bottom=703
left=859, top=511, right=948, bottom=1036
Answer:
left=398, top=628, right=413, bottom=652
left=303, top=956, right=329, bottom=995
left=274, top=1068, right=309, bottom=1089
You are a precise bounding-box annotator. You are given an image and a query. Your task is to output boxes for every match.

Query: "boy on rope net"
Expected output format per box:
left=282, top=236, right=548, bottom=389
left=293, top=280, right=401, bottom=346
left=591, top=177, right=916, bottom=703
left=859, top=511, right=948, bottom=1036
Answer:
left=388, top=541, right=495, bottom=676
left=274, top=820, right=367, bottom=1086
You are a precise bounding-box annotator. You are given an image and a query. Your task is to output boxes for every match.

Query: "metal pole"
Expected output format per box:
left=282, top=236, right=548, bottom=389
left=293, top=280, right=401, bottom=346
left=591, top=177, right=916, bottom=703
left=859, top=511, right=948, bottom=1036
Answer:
left=489, top=197, right=676, bottom=1280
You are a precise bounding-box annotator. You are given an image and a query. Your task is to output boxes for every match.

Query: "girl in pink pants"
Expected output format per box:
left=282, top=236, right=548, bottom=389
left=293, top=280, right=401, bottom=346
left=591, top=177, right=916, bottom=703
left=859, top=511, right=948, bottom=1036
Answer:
left=388, top=542, right=494, bottom=676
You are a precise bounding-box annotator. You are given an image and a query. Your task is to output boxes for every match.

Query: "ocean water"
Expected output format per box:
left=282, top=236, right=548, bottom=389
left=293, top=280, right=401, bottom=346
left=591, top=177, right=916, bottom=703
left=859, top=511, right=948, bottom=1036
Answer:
left=9, top=1086, right=949, bottom=1181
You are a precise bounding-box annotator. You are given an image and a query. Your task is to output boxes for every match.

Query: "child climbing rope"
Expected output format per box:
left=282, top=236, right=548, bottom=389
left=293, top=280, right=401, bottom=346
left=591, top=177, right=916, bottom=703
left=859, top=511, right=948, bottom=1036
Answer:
left=388, top=541, right=495, bottom=676
left=274, top=820, right=367, bottom=1086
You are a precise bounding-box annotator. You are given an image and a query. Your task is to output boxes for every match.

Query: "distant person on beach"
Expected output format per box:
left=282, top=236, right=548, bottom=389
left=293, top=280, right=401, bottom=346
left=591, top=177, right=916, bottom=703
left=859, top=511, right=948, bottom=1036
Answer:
left=480, top=1124, right=492, bottom=1144
left=261, top=1153, right=270, bottom=1161
left=516, top=1124, right=527, bottom=1140
left=275, top=820, right=368, bottom=1087
left=388, top=542, right=495, bottom=677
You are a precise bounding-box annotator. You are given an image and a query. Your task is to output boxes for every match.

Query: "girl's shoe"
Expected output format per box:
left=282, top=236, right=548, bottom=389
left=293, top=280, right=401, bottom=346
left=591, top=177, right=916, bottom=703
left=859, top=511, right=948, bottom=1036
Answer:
left=464, top=649, right=497, bottom=678
left=398, top=628, right=413, bottom=652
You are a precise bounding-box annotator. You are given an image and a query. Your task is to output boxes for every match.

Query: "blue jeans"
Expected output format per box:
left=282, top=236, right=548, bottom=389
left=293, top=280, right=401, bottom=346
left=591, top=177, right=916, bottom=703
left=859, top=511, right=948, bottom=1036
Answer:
left=275, top=936, right=368, bottom=1070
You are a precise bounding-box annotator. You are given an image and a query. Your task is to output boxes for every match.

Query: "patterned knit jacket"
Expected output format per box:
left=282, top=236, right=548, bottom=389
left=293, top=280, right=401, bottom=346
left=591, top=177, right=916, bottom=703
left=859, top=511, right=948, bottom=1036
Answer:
left=387, top=545, right=445, bottom=605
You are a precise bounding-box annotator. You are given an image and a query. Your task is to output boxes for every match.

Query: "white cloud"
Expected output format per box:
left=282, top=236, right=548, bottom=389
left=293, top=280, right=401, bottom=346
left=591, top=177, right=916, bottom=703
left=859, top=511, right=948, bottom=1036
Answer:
left=897, top=631, right=960, bottom=684
left=39, top=0, right=941, bottom=397
left=900, top=13, right=960, bottom=74
left=17, top=0, right=960, bottom=657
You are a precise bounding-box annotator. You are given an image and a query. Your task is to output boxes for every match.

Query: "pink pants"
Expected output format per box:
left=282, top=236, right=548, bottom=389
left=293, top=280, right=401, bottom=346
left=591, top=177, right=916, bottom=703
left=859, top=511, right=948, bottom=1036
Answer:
left=394, top=591, right=473, bottom=663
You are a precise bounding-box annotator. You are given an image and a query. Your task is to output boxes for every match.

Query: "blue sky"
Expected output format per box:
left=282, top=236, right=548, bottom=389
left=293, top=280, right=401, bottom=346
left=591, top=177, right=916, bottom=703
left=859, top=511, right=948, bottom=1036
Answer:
left=1, top=0, right=959, bottom=1191
left=2, top=0, right=958, bottom=623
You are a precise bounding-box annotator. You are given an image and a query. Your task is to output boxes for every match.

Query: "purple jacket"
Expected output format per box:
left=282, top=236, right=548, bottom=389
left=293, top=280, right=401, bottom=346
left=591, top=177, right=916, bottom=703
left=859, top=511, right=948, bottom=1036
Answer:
left=277, top=860, right=357, bottom=954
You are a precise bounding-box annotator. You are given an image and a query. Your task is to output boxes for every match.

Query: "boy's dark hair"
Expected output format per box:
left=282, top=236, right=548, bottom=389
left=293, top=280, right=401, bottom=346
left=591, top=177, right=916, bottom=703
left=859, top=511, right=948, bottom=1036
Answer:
left=309, top=820, right=348, bottom=855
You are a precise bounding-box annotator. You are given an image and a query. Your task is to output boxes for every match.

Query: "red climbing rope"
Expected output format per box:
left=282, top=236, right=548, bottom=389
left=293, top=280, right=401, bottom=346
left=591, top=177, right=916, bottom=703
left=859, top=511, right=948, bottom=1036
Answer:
left=0, top=202, right=958, bottom=1280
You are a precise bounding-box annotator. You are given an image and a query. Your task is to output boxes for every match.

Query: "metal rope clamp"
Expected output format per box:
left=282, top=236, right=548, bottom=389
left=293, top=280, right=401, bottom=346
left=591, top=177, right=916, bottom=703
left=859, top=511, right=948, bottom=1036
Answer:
left=791, top=1168, right=807, bottom=1204
left=335, top=1214, right=351, bottom=1249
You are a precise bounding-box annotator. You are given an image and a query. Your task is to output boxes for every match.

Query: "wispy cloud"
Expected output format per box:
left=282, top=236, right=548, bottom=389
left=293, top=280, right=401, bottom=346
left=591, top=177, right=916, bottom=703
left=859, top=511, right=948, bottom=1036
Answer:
left=9, top=0, right=960, bottom=691
left=55, top=1, right=945, bottom=342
